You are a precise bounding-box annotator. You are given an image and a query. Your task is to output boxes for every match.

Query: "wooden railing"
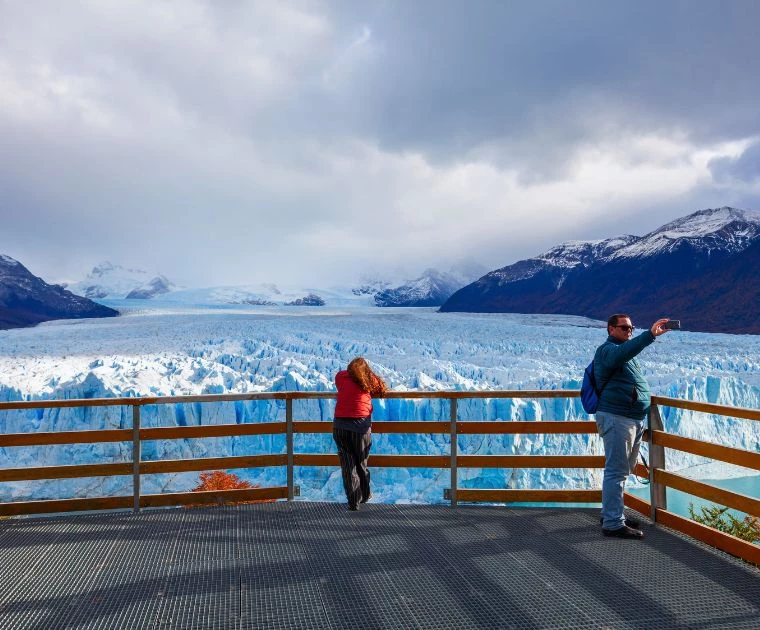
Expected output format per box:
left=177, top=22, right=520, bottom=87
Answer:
left=1, top=390, right=758, bottom=564
left=625, top=395, right=760, bottom=565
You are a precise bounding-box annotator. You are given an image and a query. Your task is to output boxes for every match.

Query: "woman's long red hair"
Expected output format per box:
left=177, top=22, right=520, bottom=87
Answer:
left=347, top=357, right=387, bottom=397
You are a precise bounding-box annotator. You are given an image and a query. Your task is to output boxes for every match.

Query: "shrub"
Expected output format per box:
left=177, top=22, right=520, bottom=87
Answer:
left=192, top=470, right=254, bottom=492
left=189, top=470, right=275, bottom=505
left=688, top=502, right=760, bottom=544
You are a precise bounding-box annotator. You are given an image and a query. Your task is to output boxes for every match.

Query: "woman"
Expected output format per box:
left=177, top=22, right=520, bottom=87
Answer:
left=333, top=357, right=388, bottom=511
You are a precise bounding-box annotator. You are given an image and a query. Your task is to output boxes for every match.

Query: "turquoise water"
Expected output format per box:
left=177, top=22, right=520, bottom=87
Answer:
left=627, top=474, right=760, bottom=521
left=510, top=475, right=759, bottom=521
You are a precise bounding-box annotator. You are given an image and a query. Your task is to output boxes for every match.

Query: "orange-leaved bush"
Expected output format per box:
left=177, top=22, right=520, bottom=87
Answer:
left=192, top=470, right=253, bottom=492
left=189, top=470, right=274, bottom=504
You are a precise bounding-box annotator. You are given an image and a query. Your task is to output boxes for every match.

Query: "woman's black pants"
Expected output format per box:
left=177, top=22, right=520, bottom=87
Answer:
left=332, top=428, right=372, bottom=508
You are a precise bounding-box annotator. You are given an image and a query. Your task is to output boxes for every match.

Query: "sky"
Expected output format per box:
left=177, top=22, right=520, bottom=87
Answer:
left=2, top=0, right=760, bottom=288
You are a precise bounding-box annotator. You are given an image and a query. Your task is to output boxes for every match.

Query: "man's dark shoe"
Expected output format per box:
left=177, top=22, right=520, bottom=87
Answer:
left=361, top=493, right=373, bottom=504
left=600, top=516, right=642, bottom=529
left=602, top=525, right=644, bottom=539
left=347, top=503, right=359, bottom=511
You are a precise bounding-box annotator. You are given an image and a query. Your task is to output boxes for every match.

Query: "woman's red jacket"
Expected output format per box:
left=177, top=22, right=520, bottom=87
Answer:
left=334, top=370, right=372, bottom=418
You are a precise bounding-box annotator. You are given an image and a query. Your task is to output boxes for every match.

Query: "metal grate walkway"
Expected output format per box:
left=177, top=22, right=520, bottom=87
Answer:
left=1, top=503, right=758, bottom=629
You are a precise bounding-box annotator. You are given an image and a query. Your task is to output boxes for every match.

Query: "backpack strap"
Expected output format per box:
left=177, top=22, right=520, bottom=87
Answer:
left=595, top=342, right=620, bottom=395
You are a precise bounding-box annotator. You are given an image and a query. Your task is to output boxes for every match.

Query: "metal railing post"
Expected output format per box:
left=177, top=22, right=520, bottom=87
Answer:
left=132, top=404, right=141, bottom=513
left=450, top=397, right=458, bottom=507
left=286, top=398, right=294, bottom=501
left=648, top=404, right=667, bottom=523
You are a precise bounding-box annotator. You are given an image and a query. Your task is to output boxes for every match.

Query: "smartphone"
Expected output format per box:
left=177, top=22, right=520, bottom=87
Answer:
left=663, top=319, right=681, bottom=330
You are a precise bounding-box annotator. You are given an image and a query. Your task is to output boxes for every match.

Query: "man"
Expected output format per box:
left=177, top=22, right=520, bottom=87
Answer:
left=594, top=314, right=671, bottom=539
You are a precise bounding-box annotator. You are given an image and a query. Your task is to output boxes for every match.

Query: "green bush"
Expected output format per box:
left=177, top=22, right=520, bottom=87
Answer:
left=688, top=503, right=760, bottom=543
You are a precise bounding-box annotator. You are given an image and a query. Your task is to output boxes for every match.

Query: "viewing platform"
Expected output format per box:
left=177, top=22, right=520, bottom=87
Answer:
left=2, top=501, right=759, bottom=629
left=1, top=389, right=759, bottom=628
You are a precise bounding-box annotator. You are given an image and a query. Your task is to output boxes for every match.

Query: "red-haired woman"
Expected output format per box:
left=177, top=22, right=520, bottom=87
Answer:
left=333, top=357, right=388, bottom=511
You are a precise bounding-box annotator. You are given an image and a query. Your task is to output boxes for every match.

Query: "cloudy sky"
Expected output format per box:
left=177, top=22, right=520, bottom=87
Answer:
left=2, top=1, right=760, bottom=288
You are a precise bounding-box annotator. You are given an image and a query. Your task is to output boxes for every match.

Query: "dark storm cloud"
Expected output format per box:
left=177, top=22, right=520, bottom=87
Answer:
left=330, top=1, right=760, bottom=174
left=709, top=141, right=760, bottom=184
left=1, top=1, right=759, bottom=287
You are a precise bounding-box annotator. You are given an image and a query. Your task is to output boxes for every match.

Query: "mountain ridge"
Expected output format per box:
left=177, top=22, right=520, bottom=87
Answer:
left=440, top=207, right=760, bottom=334
left=66, top=261, right=176, bottom=299
left=0, top=255, right=119, bottom=329
left=372, top=264, right=487, bottom=307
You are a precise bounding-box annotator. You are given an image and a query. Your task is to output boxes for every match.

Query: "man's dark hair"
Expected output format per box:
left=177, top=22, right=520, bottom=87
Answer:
left=607, top=313, right=630, bottom=328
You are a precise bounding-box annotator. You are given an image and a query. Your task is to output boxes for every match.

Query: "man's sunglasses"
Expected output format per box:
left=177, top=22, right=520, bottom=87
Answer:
left=613, top=325, right=635, bottom=332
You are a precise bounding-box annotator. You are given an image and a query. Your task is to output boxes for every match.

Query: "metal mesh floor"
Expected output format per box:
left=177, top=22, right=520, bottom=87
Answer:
left=1, top=502, right=758, bottom=629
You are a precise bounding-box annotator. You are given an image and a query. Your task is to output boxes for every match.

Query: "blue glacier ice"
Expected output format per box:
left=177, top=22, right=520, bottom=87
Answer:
left=1, top=304, right=758, bottom=505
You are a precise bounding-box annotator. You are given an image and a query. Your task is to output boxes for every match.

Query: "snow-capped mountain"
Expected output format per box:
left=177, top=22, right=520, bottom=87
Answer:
left=0, top=255, right=118, bottom=329
left=351, top=275, right=393, bottom=298
left=607, top=207, right=760, bottom=261
left=374, top=268, right=465, bottom=307
left=441, top=207, right=760, bottom=334
left=121, top=262, right=487, bottom=309
left=488, top=236, right=639, bottom=290
left=373, top=262, right=489, bottom=307
left=124, top=275, right=174, bottom=299
left=66, top=261, right=175, bottom=299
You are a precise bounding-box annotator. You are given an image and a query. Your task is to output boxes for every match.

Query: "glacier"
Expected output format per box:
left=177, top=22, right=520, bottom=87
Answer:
left=0, top=302, right=759, bottom=506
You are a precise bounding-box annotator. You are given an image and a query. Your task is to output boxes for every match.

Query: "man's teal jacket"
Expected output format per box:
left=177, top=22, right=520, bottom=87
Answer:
left=593, top=330, right=656, bottom=420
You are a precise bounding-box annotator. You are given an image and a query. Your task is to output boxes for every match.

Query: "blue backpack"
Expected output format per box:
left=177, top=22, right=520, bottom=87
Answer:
left=580, top=360, right=604, bottom=414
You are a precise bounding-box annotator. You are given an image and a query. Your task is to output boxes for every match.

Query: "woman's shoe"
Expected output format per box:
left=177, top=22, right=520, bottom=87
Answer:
left=360, top=493, right=373, bottom=504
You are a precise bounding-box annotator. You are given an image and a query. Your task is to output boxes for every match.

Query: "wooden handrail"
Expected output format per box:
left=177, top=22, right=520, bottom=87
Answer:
left=457, top=421, right=598, bottom=434
left=140, top=423, right=286, bottom=440
left=295, top=421, right=451, bottom=434
left=453, top=489, right=602, bottom=503
left=0, top=428, right=132, bottom=447
left=651, top=431, right=760, bottom=471
left=140, top=455, right=286, bottom=475
left=294, top=420, right=599, bottom=435
left=0, top=389, right=581, bottom=411
left=293, top=454, right=450, bottom=468
left=0, top=487, right=289, bottom=517
left=457, top=455, right=605, bottom=468
left=0, top=462, right=132, bottom=482
left=140, top=486, right=288, bottom=508
left=0, top=420, right=598, bottom=447
left=654, top=469, right=760, bottom=518
left=655, top=508, right=760, bottom=565
left=652, top=395, right=760, bottom=422
left=0, top=423, right=289, bottom=447
left=0, top=495, right=134, bottom=516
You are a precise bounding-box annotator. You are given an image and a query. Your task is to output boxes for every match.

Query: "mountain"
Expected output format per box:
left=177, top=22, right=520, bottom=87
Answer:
left=66, top=261, right=175, bottom=299
left=133, top=262, right=488, bottom=309
left=125, top=275, right=174, bottom=299
left=351, top=276, right=393, bottom=298
left=0, top=255, right=119, bottom=329
left=374, top=268, right=467, bottom=307
left=161, top=283, right=370, bottom=307
left=373, top=262, right=488, bottom=307
left=285, top=293, right=326, bottom=306
left=440, top=207, right=760, bottom=334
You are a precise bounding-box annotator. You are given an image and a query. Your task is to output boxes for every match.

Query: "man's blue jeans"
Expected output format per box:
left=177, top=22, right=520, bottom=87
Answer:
left=596, top=411, right=645, bottom=530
